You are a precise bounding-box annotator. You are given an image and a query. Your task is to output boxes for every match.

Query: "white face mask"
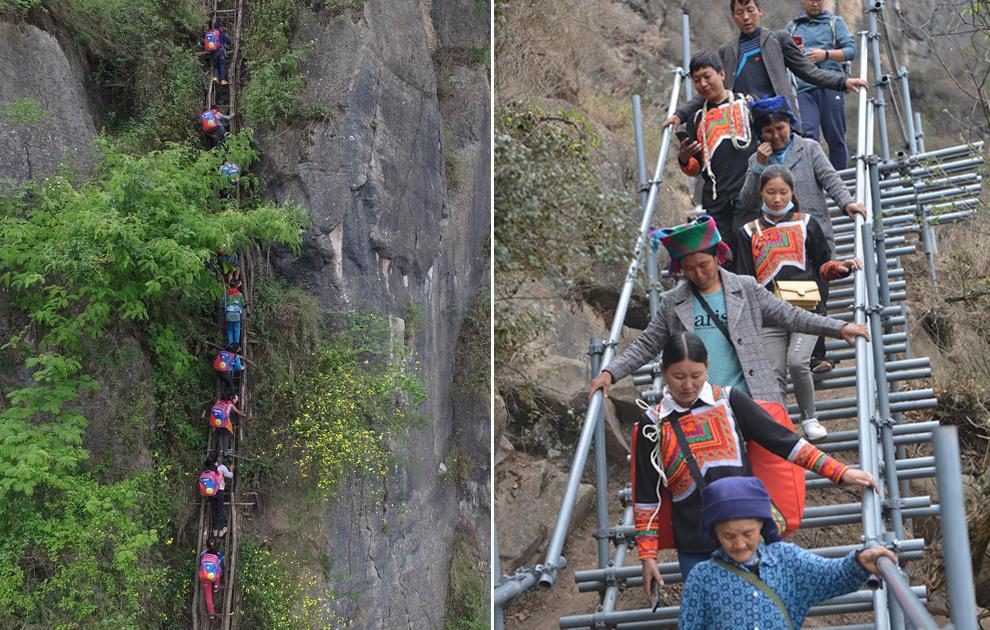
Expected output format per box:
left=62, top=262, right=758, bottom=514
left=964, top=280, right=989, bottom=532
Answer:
left=762, top=200, right=794, bottom=218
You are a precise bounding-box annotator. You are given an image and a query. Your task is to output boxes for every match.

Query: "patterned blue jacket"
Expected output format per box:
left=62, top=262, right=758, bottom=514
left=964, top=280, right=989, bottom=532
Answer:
left=679, top=542, right=869, bottom=629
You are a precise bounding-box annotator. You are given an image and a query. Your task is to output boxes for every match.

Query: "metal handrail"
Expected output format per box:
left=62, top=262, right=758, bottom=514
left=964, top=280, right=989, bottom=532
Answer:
left=493, top=67, right=685, bottom=606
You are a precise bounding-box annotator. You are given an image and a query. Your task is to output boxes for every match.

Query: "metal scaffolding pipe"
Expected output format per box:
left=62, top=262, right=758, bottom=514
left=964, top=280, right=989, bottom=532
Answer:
left=934, top=426, right=980, bottom=630
left=820, top=432, right=933, bottom=454
left=681, top=12, right=693, bottom=101
left=800, top=504, right=939, bottom=528
left=875, top=555, right=939, bottom=628
left=836, top=141, right=985, bottom=179
left=531, top=74, right=685, bottom=591
left=589, top=339, right=610, bottom=574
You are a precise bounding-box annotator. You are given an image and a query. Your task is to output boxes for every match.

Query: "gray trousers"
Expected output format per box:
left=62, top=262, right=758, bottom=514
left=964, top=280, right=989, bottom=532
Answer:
left=761, top=326, right=818, bottom=420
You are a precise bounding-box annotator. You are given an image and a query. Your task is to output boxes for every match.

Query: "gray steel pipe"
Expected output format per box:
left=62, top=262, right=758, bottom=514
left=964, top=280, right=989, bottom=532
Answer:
left=681, top=12, right=692, bottom=101
left=531, top=73, right=685, bottom=591
left=820, top=432, right=933, bottom=454
left=589, top=339, right=610, bottom=573
left=875, top=555, right=939, bottom=629
left=934, top=426, right=980, bottom=630
left=836, top=141, right=985, bottom=178
left=800, top=505, right=939, bottom=528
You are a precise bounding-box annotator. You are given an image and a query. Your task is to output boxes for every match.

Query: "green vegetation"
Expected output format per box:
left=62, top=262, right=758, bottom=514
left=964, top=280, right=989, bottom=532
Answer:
left=0, top=0, right=40, bottom=16
left=0, top=132, right=305, bottom=626
left=454, top=288, right=491, bottom=397
left=324, top=0, right=364, bottom=20
left=494, top=104, right=633, bottom=381
left=240, top=0, right=315, bottom=130
left=443, top=123, right=462, bottom=190
left=239, top=538, right=344, bottom=628
left=260, top=312, right=428, bottom=498
left=443, top=538, right=487, bottom=630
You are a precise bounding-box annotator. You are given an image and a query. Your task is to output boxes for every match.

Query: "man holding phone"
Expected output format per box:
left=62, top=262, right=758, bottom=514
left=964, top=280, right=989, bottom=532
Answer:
left=786, top=0, right=858, bottom=169
left=676, top=52, right=758, bottom=268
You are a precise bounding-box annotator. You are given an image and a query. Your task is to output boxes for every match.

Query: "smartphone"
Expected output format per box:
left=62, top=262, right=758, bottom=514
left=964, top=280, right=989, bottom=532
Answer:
left=793, top=35, right=803, bottom=47
left=675, top=129, right=690, bottom=142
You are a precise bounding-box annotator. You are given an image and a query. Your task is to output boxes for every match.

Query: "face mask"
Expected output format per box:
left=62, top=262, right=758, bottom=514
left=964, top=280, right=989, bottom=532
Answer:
left=762, top=200, right=794, bottom=218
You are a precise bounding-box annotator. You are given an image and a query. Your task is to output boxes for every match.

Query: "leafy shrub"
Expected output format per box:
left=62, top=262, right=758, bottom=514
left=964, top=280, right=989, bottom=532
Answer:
left=241, top=45, right=312, bottom=129
left=494, top=104, right=633, bottom=380
left=443, top=539, right=487, bottom=630
left=261, top=312, right=428, bottom=498
left=239, top=538, right=344, bottom=628
left=0, top=133, right=305, bottom=625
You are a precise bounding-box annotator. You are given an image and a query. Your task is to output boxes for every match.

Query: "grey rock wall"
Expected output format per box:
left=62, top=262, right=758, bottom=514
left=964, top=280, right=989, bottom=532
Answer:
left=256, top=1, right=489, bottom=626
left=0, top=22, right=96, bottom=184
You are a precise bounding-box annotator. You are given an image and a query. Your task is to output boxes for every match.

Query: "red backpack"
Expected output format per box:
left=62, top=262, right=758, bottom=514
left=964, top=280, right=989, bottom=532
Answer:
left=203, top=29, right=221, bottom=52
left=630, top=396, right=806, bottom=549
left=199, top=552, right=221, bottom=582
left=213, top=351, right=234, bottom=372
left=198, top=470, right=222, bottom=496
left=210, top=401, right=232, bottom=432
left=200, top=110, right=220, bottom=132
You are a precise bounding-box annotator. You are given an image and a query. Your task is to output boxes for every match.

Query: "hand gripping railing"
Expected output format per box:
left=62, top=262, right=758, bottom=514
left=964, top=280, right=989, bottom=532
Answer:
left=493, top=67, right=685, bottom=609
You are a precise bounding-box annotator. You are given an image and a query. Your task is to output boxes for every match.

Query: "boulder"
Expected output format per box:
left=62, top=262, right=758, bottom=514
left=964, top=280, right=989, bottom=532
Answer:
left=496, top=456, right=594, bottom=571
left=0, top=23, right=96, bottom=184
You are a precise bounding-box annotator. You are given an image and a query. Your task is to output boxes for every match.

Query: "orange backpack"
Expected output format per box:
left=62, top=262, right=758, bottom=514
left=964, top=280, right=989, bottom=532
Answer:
left=630, top=397, right=805, bottom=549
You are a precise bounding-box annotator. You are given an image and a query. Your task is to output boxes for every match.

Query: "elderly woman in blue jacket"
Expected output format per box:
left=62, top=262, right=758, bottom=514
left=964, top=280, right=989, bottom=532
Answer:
left=678, top=476, right=898, bottom=630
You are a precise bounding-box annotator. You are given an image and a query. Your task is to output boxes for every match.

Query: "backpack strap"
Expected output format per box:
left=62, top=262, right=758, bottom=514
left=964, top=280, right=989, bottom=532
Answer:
left=711, top=558, right=795, bottom=630
left=668, top=412, right=706, bottom=492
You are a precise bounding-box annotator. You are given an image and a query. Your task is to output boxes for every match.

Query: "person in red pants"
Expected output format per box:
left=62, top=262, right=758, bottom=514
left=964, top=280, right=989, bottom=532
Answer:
left=199, top=538, right=224, bottom=620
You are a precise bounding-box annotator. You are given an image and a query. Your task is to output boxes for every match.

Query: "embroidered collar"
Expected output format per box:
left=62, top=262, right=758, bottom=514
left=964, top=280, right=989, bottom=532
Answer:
left=658, top=382, right=716, bottom=419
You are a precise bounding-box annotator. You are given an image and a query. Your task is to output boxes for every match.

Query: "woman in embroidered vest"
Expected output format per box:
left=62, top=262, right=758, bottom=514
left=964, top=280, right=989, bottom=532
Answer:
left=588, top=215, right=870, bottom=407
left=632, top=333, right=877, bottom=591
left=679, top=476, right=897, bottom=630
left=735, top=164, right=862, bottom=441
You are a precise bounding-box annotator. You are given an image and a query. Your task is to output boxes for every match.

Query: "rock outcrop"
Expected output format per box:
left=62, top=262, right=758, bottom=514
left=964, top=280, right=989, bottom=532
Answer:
left=255, top=1, right=490, bottom=626
left=0, top=23, right=96, bottom=184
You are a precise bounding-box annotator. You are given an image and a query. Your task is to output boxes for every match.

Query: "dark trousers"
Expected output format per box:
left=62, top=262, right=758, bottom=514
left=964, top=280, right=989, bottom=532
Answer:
left=218, top=371, right=235, bottom=400
left=214, top=425, right=235, bottom=453
left=206, top=124, right=226, bottom=149
left=210, top=489, right=225, bottom=531
left=211, top=49, right=227, bottom=81
left=799, top=87, right=848, bottom=171
left=708, top=196, right=757, bottom=273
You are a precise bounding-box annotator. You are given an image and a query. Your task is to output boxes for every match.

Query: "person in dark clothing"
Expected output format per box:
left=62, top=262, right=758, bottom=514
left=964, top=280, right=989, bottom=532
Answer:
left=631, top=333, right=878, bottom=589
left=201, top=458, right=233, bottom=537
left=201, top=108, right=232, bottom=149
left=735, top=164, right=862, bottom=440
left=210, top=27, right=231, bottom=86
left=661, top=0, right=867, bottom=131
left=213, top=343, right=244, bottom=400
left=677, top=52, right=758, bottom=258
left=209, top=394, right=247, bottom=456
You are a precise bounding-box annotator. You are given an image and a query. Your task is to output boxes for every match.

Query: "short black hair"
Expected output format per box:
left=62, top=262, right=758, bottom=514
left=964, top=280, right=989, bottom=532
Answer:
left=729, top=0, right=761, bottom=11
left=689, top=51, right=724, bottom=76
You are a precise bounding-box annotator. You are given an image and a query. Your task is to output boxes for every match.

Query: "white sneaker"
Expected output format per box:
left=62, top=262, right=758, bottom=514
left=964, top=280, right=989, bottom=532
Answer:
left=802, top=418, right=828, bottom=441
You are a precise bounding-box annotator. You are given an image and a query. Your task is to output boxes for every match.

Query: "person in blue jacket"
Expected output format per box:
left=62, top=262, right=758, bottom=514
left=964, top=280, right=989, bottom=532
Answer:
left=785, top=0, right=858, bottom=169
left=678, top=476, right=898, bottom=629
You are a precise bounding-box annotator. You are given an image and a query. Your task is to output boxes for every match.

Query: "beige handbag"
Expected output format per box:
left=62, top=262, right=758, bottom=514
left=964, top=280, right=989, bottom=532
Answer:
left=773, top=280, right=821, bottom=310
left=752, top=221, right=821, bottom=310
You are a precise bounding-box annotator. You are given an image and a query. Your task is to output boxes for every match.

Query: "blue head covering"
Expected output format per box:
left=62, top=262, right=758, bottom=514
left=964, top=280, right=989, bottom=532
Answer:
left=750, top=96, right=799, bottom=140
left=700, top=476, right=781, bottom=545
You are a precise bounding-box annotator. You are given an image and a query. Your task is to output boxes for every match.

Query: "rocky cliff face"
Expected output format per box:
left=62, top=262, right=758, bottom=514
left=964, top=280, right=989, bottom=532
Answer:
left=256, top=1, right=489, bottom=626
left=0, top=22, right=96, bottom=183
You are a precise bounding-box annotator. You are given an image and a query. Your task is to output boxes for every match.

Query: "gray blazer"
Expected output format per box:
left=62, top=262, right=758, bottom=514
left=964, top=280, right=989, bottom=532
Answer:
left=605, top=269, right=846, bottom=404
left=737, top=135, right=855, bottom=252
left=676, top=29, right=847, bottom=126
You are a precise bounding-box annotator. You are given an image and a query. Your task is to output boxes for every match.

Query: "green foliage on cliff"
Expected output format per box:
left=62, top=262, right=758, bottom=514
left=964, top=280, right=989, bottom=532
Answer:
left=241, top=0, right=313, bottom=129
left=494, top=104, right=633, bottom=379
left=238, top=538, right=344, bottom=628
left=444, top=538, right=488, bottom=630
left=245, top=302, right=428, bottom=499
left=0, top=132, right=306, bottom=626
